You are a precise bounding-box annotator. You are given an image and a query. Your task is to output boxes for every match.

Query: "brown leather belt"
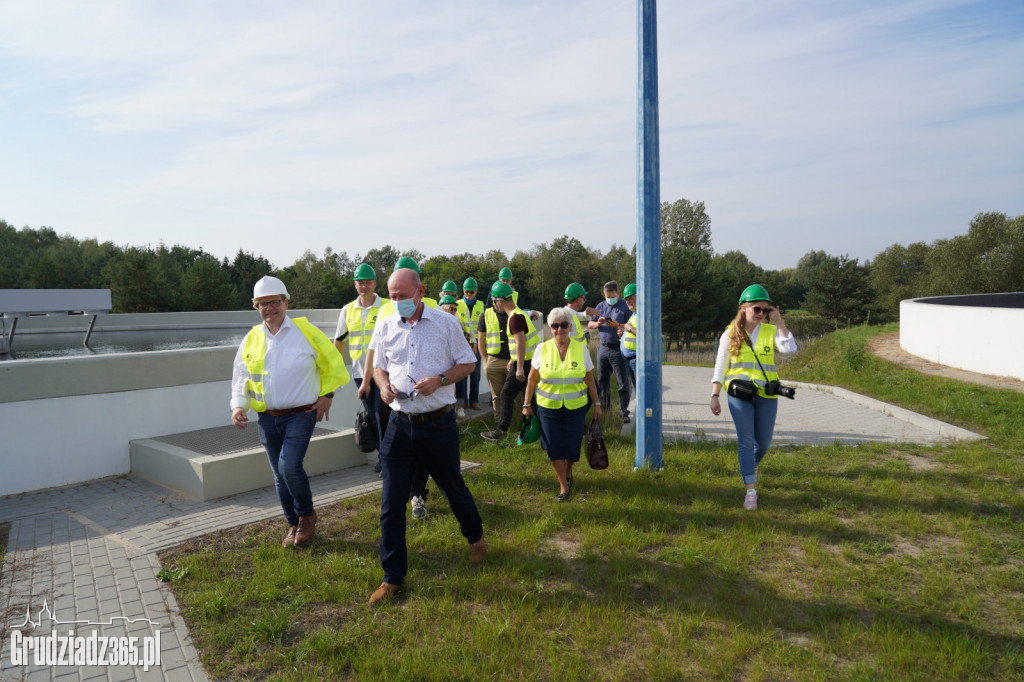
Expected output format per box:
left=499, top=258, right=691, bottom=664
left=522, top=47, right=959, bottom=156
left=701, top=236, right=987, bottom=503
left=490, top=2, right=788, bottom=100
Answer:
left=264, top=403, right=316, bottom=416
left=394, top=404, right=454, bottom=424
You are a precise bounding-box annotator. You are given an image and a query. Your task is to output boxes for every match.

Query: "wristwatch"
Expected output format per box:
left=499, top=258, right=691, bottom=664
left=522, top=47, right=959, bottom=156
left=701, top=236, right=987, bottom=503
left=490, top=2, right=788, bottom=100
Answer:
left=324, top=392, right=335, bottom=399
left=439, top=374, right=449, bottom=386
left=711, top=394, right=719, bottom=398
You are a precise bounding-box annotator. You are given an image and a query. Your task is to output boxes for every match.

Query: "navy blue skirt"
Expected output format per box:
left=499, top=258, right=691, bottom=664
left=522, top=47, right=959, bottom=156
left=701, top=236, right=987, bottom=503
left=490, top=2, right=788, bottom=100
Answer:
left=536, top=404, right=587, bottom=462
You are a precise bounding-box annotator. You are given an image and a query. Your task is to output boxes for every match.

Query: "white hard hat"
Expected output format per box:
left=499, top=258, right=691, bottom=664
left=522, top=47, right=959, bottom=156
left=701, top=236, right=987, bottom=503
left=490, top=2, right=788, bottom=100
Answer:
left=252, top=275, right=290, bottom=302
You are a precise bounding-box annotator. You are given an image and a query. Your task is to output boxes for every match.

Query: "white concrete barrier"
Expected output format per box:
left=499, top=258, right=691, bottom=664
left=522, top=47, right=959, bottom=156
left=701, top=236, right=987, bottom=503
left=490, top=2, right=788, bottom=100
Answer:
left=900, top=293, right=1024, bottom=381
left=0, top=311, right=359, bottom=497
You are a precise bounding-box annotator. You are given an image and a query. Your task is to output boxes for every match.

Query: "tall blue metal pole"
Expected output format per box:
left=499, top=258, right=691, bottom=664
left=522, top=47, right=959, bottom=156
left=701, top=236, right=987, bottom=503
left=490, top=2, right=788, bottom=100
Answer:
left=635, top=0, right=663, bottom=470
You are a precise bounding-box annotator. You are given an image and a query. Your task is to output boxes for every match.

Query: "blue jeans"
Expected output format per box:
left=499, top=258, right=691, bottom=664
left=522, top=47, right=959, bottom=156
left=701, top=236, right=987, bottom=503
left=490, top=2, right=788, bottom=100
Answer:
left=455, top=354, right=481, bottom=406
left=727, top=395, right=779, bottom=485
left=597, top=344, right=632, bottom=415
left=624, top=354, right=637, bottom=388
left=258, top=410, right=317, bottom=526
left=379, top=410, right=483, bottom=586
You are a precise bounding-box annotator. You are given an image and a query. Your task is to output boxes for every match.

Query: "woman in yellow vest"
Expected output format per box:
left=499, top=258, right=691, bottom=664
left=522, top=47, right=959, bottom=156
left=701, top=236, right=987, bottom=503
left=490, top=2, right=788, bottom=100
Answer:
left=522, top=307, right=602, bottom=501
left=710, top=285, right=797, bottom=511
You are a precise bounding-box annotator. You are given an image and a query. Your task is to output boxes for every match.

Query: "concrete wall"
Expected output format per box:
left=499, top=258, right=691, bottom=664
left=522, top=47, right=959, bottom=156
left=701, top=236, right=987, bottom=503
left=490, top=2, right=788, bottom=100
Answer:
left=900, top=294, right=1024, bottom=381
left=0, top=311, right=357, bottom=497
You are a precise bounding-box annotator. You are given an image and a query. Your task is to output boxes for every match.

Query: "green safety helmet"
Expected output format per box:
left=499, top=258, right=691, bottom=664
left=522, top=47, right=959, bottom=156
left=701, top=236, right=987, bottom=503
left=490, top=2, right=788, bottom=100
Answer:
left=499, top=267, right=513, bottom=280
left=439, top=294, right=457, bottom=306
left=353, top=263, right=376, bottom=280
left=564, top=282, right=588, bottom=300
left=623, top=283, right=637, bottom=298
left=441, top=280, right=458, bottom=293
left=394, top=256, right=422, bottom=274
left=517, top=414, right=542, bottom=445
left=463, top=277, right=478, bottom=291
left=491, top=280, right=513, bottom=300
left=738, top=284, right=772, bottom=305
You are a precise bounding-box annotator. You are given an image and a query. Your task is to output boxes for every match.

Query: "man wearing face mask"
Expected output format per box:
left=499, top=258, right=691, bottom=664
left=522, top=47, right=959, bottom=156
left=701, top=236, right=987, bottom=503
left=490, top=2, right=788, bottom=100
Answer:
left=369, top=266, right=485, bottom=605
left=588, top=280, right=633, bottom=423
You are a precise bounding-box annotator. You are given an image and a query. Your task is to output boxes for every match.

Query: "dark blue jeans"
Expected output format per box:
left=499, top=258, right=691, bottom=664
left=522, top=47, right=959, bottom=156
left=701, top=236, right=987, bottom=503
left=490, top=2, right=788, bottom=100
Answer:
left=455, top=354, right=481, bottom=407
left=597, top=343, right=632, bottom=415
left=379, top=410, right=483, bottom=586
left=258, top=410, right=317, bottom=526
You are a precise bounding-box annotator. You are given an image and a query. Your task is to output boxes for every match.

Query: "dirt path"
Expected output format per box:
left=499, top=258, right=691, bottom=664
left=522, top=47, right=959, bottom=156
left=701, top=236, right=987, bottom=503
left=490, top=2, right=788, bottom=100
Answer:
left=869, top=332, right=1024, bottom=393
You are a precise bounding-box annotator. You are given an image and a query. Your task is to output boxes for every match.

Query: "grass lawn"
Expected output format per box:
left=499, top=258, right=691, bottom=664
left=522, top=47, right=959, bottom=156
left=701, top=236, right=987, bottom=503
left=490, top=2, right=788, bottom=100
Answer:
left=159, top=324, right=1024, bottom=680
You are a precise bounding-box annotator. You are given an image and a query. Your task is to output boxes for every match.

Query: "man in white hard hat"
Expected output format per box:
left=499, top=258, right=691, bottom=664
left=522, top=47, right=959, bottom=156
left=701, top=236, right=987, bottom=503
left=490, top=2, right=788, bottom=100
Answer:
left=230, top=275, right=350, bottom=548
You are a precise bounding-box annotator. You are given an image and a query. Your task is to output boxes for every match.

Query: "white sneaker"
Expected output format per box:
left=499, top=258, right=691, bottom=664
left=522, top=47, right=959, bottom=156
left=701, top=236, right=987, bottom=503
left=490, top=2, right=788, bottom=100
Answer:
left=743, top=489, right=758, bottom=510
left=456, top=407, right=466, bottom=419
left=411, top=495, right=427, bottom=519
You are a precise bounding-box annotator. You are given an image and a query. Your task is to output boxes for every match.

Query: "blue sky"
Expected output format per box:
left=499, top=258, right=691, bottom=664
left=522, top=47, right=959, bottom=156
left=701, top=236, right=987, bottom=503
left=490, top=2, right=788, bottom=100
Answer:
left=1, top=0, right=1021, bottom=271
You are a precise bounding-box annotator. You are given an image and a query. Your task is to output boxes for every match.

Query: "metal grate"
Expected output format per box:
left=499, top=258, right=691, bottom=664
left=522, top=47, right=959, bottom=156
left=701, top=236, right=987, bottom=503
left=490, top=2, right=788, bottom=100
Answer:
left=151, top=424, right=338, bottom=457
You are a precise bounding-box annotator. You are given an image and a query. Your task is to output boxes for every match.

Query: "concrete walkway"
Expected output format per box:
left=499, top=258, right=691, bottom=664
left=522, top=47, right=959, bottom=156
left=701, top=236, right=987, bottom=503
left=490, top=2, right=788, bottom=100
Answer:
left=0, top=355, right=991, bottom=681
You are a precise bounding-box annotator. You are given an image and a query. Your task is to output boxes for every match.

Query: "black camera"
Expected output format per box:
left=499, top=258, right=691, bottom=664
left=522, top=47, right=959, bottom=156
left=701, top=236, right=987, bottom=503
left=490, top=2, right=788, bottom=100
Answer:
left=763, top=380, right=796, bottom=400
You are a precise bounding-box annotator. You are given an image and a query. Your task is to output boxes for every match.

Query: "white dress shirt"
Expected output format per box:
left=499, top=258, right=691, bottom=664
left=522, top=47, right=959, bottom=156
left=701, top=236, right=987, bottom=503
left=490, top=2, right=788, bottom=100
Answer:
left=373, top=305, right=476, bottom=414
left=230, top=316, right=321, bottom=411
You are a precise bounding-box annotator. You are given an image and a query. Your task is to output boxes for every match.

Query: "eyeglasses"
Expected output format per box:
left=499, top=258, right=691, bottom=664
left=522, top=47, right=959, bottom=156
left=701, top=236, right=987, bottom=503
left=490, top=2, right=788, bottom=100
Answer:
left=395, top=377, right=419, bottom=400
left=550, top=322, right=571, bottom=330
left=256, top=299, right=286, bottom=310
left=750, top=306, right=772, bottom=315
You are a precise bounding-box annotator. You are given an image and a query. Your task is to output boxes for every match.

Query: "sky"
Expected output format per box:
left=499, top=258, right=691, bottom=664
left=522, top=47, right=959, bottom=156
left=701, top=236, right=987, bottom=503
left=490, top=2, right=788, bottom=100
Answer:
left=1, top=0, right=1021, bottom=272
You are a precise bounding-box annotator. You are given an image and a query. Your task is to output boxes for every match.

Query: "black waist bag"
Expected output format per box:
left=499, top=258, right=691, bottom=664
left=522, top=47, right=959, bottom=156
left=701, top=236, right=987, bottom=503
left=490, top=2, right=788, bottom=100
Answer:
left=726, top=379, right=758, bottom=401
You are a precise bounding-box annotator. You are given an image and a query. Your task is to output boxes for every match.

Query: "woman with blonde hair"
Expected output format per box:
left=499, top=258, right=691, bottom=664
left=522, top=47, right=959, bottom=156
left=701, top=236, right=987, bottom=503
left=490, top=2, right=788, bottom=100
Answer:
left=523, top=307, right=602, bottom=501
left=710, top=285, right=797, bottom=510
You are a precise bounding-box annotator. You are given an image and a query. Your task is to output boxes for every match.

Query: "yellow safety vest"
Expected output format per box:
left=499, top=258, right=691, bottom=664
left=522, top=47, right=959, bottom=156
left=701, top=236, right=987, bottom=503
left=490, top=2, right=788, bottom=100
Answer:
left=623, top=313, right=638, bottom=352
left=724, top=323, right=780, bottom=399
left=344, top=298, right=382, bottom=361
left=242, top=317, right=350, bottom=412
left=567, top=308, right=587, bottom=344
left=507, top=307, right=540, bottom=361
left=535, top=339, right=588, bottom=410
left=458, top=298, right=484, bottom=342
left=483, top=308, right=503, bottom=355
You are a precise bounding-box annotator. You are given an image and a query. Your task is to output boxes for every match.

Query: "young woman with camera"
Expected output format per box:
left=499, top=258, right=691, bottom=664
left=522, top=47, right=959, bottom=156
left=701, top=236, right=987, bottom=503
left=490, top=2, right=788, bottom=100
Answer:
left=710, top=285, right=797, bottom=510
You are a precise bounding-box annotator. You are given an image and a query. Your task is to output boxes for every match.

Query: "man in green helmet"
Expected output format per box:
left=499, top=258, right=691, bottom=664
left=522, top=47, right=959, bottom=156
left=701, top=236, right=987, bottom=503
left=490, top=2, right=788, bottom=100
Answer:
left=335, top=263, right=386, bottom=471
left=563, top=282, right=600, bottom=346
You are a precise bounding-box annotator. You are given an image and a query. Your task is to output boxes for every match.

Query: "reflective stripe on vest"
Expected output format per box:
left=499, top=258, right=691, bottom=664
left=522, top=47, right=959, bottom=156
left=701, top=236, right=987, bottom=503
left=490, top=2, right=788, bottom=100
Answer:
left=724, top=323, right=780, bottom=399
left=507, top=307, right=540, bottom=361
left=623, top=313, right=637, bottom=351
left=458, top=299, right=485, bottom=342
left=535, top=339, right=588, bottom=409
left=484, top=308, right=502, bottom=355
left=242, top=317, right=350, bottom=412
left=344, top=299, right=381, bottom=361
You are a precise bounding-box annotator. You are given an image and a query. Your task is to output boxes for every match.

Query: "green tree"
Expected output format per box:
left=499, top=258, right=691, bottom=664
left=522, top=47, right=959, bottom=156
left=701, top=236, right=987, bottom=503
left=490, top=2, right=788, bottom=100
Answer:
left=868, top=242, right=931, bottom=316
left=803, top=255, right=877, bottom=327
left=661, top=198, right=712, bottom=253
left=180, top=255, right=237, bottom=311
left=923, top=212, right=1024, bottom=296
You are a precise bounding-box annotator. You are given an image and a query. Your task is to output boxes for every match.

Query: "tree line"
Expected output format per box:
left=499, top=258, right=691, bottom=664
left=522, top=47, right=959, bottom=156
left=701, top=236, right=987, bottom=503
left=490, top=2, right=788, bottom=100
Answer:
left=1, top=205, right=1020, bottom=343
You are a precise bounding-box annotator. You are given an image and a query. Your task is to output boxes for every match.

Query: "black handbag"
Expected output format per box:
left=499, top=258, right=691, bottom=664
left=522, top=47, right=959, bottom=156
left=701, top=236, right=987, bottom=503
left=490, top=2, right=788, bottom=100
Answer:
left=355, top=399, right=378, bottom=453
left=586, top=419, right=609, bottom=470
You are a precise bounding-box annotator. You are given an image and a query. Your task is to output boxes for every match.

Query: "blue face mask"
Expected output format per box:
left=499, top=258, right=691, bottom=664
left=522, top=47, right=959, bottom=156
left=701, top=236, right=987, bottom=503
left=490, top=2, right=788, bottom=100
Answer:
left=605, top=297, right=619, bottom=306
left=395, top=297, right=418, bottom=318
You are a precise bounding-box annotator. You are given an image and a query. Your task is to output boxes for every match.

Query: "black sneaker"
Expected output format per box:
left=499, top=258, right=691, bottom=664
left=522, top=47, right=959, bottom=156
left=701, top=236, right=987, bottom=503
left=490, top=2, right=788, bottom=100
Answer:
left=621, top=413, right=631, bottom=424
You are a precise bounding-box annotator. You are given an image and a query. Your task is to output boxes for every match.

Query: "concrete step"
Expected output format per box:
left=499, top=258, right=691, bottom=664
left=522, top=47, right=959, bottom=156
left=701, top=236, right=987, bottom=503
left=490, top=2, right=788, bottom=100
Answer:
left=130, top=422, right=367, bottom=501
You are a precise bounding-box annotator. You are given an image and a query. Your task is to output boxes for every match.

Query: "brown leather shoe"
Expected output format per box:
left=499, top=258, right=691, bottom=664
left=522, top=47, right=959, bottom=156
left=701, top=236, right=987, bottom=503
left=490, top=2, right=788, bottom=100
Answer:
left=470, top=537, right=487, bottom=564
left=282, top=525, right=297, bottom=548
left=293, top=511, right=317, bottom=547
left=369, top=582, right=400, bottom=605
